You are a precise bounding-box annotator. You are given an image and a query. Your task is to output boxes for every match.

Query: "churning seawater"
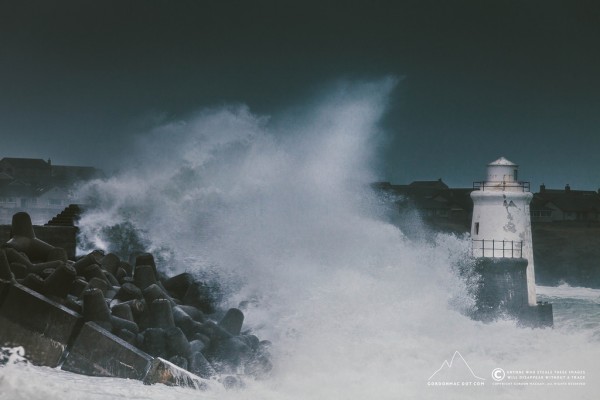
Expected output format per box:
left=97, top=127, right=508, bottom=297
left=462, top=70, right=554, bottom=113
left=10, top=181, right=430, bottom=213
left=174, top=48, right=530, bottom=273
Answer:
left=1, top=79, right=599, bottom=399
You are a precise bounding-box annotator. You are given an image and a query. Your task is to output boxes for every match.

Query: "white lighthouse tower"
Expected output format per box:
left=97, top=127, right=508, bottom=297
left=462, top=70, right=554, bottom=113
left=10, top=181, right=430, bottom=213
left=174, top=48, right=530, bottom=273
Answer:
left=470, top=157, right=537, bottom=306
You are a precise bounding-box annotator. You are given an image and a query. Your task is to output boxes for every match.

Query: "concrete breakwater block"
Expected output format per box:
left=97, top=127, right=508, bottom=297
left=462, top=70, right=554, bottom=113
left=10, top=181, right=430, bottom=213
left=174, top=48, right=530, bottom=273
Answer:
left=62, top=321, right=153, bottom=380
left=0, top=249, right=14, bottom=283
left=218, top=308, right=244, bottom=336
left=0, top=280, right=10, bottom=306
left=0, top=283, right=82, bottom=367
left=143, top=357, right=207, bottom=390
left=3, top=212, right=55, bottom=262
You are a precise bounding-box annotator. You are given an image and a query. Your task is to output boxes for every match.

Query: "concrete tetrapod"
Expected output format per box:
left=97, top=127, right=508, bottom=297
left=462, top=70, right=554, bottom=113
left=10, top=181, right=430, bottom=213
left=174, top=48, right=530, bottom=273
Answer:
left=3, top=212, right=55, bottom=262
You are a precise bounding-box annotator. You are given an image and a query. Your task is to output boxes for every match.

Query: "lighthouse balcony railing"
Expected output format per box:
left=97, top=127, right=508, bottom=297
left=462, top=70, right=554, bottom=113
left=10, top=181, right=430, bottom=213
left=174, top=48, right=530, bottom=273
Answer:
left=473, top=181, right=530, bottom=192
left=471, top=239, right=523, bottom=258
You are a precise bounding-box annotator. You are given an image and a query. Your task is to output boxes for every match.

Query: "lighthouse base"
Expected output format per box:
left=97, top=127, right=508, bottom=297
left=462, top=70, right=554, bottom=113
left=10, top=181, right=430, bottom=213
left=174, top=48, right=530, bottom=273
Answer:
left=471, top=257, right=553, bottom=328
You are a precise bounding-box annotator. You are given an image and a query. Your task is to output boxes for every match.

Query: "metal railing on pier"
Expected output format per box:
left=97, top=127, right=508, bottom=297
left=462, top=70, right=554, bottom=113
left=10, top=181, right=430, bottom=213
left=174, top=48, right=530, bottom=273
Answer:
left=471, top=239, right=523, bottom=258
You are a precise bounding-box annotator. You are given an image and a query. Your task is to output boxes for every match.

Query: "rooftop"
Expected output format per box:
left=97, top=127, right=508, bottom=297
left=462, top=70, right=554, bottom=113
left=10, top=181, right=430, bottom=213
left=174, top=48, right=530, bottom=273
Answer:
left=0, top=157, right=51, bottom=169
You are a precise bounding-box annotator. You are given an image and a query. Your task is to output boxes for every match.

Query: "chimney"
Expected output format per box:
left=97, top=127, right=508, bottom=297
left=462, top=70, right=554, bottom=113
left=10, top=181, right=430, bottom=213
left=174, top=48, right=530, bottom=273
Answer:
left=540, top=184, right=546, bottom=193
left=47, top=158, right=52, bottom=166
left=565, top=184, right=571, bottom=192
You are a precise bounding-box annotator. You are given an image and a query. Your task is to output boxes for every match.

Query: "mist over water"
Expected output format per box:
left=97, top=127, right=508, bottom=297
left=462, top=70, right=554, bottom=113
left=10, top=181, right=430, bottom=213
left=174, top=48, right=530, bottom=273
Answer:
left=3, top=79, right=599, bottom=399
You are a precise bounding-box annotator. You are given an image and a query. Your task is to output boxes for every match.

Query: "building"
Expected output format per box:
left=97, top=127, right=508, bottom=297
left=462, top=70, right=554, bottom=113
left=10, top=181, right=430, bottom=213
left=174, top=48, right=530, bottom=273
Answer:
left=531, top=184, right=600, bottom=223
left=0, top=157, right=101, bottom=224
left=0, top=158, right=52, bottom=185
left=0, top=158, right=99, bottom=187
left=373, top=179, right=473, bottom=231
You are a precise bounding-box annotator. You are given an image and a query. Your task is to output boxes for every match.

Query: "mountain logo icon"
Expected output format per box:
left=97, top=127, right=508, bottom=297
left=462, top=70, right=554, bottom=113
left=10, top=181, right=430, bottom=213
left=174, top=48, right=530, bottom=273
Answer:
left=428, top=351, right=486, bottom=381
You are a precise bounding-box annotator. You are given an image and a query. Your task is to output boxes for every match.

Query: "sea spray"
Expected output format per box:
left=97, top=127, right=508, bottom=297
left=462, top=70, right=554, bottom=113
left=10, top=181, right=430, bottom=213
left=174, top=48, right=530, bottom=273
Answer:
left=9, top=78, right=595, bottom=399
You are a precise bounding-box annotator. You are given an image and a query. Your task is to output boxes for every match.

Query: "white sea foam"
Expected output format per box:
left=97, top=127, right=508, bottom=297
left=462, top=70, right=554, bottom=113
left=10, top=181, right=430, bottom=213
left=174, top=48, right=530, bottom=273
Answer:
left=2, top=78, right=599, bottom=399
left=537, top=284, right=600, bottom=303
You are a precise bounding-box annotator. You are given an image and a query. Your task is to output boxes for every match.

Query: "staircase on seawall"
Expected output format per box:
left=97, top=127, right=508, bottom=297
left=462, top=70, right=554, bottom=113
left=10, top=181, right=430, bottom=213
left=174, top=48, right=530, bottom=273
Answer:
left=45, top=204, right=83, bottom=227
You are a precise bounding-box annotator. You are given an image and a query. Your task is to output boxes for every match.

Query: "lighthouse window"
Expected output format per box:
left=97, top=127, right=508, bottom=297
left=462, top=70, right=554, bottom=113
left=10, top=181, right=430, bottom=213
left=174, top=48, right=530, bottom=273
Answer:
left=475, top=222, right=480, bottom=235
left=514, top=169, right=518, bottom=181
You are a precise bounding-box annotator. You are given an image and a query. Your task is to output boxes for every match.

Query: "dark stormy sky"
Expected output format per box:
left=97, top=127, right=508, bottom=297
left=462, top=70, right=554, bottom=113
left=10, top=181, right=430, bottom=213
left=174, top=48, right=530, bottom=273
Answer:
left=1, top=0, right=599, bottom=189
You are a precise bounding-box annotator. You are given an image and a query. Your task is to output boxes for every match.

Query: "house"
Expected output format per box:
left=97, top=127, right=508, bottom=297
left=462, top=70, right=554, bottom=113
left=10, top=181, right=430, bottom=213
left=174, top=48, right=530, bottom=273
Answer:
left=532, top=184, right=600, bottom=223
left=0, top=157, right=100, bottom=224
left=529, top=195, right=555, bottom=223
left=0, top=180, right=72, bottom=224
left=373, top=179, right=473, bottom=230
left=0, top=158, right=52, bottom=185
left=0, top=157, right=101, bottom=187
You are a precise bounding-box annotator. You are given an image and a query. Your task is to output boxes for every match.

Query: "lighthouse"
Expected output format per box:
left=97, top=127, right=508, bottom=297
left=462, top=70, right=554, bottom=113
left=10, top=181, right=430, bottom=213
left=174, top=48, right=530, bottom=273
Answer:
left=470, top=157, right=537, bottom=306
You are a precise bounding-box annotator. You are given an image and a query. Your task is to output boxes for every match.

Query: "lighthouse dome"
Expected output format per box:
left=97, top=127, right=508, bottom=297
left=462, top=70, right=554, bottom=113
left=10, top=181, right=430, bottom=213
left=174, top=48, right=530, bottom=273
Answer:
left=488, top=156, right=517, bottom=167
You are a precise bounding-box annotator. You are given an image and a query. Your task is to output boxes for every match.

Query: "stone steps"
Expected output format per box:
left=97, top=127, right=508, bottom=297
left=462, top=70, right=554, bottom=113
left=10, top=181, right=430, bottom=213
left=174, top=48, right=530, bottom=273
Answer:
left=46, top=204, right=83, bottom=227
